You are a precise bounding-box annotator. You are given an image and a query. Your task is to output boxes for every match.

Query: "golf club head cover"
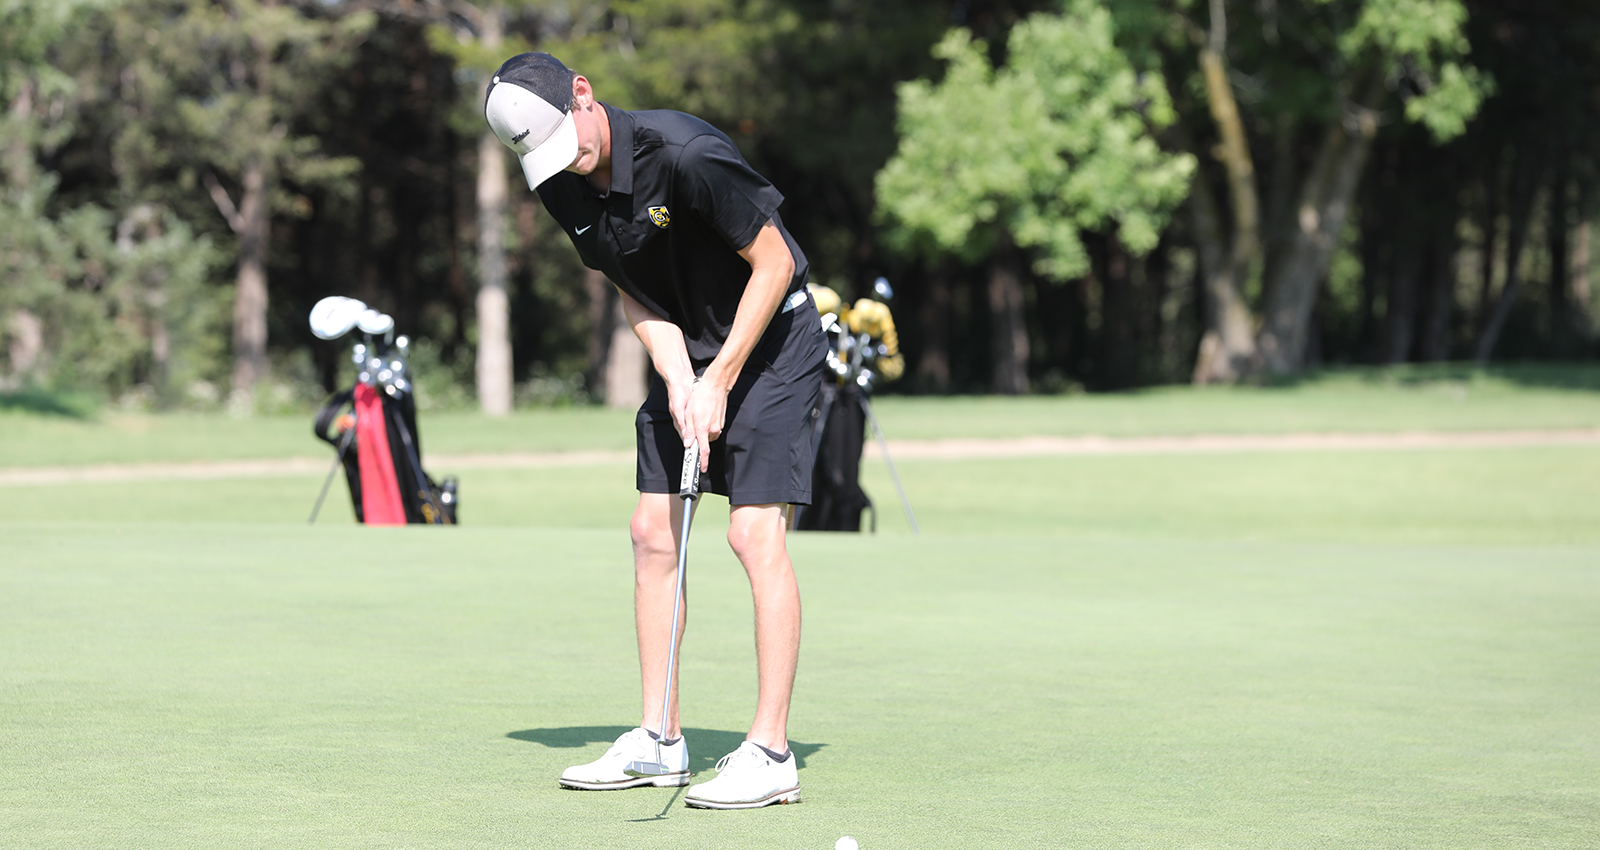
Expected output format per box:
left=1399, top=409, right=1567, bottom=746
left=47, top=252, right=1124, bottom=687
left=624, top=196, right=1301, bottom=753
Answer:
left=848, top=298, right=904, bottom=381
left=679, top=440, right=700, bottom=501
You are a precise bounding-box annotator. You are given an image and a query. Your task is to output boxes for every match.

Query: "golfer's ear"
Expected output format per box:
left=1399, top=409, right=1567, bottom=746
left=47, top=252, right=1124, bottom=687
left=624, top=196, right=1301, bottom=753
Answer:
left=572, top=75, right=593, bottom=108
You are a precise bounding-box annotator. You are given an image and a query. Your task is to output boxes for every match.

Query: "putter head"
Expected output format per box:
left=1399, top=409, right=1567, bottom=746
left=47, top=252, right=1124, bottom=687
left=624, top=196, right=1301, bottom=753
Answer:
left=623, top=760, right=672, bottom=777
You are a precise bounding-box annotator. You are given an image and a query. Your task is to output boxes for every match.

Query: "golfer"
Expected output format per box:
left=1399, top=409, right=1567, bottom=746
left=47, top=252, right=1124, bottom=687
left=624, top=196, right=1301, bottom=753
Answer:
left=484, top=53, right=824, bottom=809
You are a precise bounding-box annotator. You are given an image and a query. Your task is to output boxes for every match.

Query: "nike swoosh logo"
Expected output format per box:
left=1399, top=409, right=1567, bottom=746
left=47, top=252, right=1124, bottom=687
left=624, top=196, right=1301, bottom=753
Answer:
left=575, top=225, right=592, bottom=235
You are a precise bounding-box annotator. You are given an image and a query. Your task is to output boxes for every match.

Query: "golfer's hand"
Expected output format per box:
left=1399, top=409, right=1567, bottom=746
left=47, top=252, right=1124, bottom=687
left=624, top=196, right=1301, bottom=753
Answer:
left=666, top=375, right=697, bottom=448
left=686, top=379, right=726, bottom=473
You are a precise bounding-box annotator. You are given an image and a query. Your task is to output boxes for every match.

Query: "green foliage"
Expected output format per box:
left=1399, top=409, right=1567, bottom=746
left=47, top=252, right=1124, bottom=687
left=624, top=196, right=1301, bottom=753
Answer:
left=0, top=0, right=111, bottom=104
left=0, top=0, right=225, bottom=402
left=563, top=0, right=801, bottom=119
left=0, top=175, right=225, bottom=398
left=1337, top=0, right=1492, bottom=141
left=107, top=0, right=373, bottom=199
left=875, top=1, right=1195, bottom=279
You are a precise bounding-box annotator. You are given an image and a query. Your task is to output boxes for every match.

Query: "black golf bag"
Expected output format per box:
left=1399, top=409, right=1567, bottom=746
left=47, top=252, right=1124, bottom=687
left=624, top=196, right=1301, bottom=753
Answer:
left=312, top=379, right=457, bottom=526
left=795, top=381, right=874, bottom=532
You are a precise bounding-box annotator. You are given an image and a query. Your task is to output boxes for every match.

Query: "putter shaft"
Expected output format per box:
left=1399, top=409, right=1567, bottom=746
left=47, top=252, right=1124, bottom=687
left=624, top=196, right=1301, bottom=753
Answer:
left=626, top=441, right=700, bottom=776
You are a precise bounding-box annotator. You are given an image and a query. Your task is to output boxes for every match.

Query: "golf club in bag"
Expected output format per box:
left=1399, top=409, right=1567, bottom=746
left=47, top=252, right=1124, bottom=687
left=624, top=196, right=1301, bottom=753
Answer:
left=307, top=296, right=457, bottom=526
left=625, top=440, right=700, bottom=779
left=794, top=278, right=919, bottom=535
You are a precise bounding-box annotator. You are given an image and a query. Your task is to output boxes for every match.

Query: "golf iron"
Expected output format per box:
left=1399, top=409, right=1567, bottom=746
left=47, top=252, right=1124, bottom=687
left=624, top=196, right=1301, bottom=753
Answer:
left=625, top=440, right=701, bottom=777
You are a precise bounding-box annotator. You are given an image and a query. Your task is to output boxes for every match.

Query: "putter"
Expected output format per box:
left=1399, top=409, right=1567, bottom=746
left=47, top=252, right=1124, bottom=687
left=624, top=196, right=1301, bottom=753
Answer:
left=626, top=439, right=701, bottom=777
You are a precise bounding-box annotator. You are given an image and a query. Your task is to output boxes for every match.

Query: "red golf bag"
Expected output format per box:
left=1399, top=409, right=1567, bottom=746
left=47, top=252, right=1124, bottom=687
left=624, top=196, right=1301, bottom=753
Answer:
left=312, top=380, right=457, bottom=526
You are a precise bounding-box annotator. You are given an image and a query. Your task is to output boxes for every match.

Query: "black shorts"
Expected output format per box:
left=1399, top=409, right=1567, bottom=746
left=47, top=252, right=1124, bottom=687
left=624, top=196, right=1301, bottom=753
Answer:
left=636, top=291, right=827, bottom=505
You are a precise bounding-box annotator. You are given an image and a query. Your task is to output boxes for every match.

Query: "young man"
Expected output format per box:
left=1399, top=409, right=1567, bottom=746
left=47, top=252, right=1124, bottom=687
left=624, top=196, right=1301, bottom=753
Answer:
left=483, top=53, right=824, bottom=809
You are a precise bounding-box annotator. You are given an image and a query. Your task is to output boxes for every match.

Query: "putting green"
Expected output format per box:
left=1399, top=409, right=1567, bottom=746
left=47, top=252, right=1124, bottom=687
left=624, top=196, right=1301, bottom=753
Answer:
left=5, top=380, right=1599, bottom=847
left=3, top=522, right=1597, bottom=849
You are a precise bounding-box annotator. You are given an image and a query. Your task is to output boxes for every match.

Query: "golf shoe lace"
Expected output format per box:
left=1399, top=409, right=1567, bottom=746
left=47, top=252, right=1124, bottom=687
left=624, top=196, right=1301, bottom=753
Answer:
left=714, top=742, right=766, bottom=774
left=608, top=727, right=651, bottom=758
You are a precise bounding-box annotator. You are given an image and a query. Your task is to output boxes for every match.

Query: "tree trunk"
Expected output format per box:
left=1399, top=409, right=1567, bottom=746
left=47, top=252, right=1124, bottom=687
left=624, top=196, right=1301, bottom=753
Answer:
left=1095, top=233, right=1137, bottom=390
left=1570, top=181, right=1593, bottom=341
left=1380, top=248, right=1421, bottom=364
left=1355, top=156, right=1388, bottom=362
left=1477, top=150, right=1501, bottom=332
left=1188, top=168, right=1259, bottom=383
left=1549, top=160, right=1571, bottom=326
left=987, top=235, right=1028, bottom=394
left=117, top=204, right=171, bottom=395
left=915, top=263, right=952, bottom=391
left=1475, top=152, right=1541, bottom=365
left=1418, top=227, right=1458, bottom=362
left=1256, top=84, right=1381, bottom=374
left=3, top=79, right=34, bottom=186
left=583, top=267, right=614, bottom=395
left=474, top=10, right=513, bottom=416
left=1188, top=2, right=1262, bottom=384
left=231, top=156, right=270, bottom=399
left=1546, top=157, right=1587, bottom=354
left=605, top=294, right=649, bottom=409
left=4, top=309, right=44, bottom=387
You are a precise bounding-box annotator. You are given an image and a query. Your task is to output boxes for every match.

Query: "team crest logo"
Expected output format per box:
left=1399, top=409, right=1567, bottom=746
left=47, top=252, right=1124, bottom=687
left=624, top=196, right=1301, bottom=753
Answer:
left=648, top=206, right=671, bottom=228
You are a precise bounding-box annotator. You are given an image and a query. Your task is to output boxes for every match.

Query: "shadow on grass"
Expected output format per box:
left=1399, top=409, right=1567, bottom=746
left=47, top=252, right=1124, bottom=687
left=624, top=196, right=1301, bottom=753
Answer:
left=0, top=388, right=97, bottom=419
left=508, top=725, right=827, bottom=772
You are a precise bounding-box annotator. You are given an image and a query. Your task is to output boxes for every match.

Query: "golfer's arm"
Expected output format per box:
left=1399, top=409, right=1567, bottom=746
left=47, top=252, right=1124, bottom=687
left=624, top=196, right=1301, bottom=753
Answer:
left=700, top=220, right=794, bottom=393
left=618, top=287, right=694, bottom=387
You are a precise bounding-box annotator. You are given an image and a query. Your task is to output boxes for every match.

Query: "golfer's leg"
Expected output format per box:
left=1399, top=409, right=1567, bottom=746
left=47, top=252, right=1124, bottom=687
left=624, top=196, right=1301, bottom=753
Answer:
left=632, top=492, right=691, bottom=739
left=727, top=503, right=800, bottom=753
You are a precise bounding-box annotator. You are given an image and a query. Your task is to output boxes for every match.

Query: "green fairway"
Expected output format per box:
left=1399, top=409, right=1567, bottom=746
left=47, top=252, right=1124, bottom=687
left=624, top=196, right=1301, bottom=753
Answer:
left=4, top=374, right=1599, bottom=848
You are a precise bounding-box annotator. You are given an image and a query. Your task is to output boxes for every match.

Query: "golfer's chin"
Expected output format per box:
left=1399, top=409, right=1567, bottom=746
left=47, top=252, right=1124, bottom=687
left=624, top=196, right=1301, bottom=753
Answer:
left=566, top=153, right=597, bottom=176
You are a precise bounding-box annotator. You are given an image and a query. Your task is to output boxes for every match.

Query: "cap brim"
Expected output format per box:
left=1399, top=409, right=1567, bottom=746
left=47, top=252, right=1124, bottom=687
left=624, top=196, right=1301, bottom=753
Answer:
left=516, top=110, right=578, bottom=191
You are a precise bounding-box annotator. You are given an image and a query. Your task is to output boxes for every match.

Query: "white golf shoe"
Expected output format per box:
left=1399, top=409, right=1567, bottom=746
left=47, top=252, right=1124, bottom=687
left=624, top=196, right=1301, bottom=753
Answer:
left=683, top=741, right=801, bottom=809
left=558, top=727, right=690, bottom=790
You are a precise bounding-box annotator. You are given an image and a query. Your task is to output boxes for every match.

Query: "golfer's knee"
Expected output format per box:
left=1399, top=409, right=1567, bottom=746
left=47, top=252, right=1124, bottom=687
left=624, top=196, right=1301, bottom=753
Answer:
left=630, top=508, right=675, bottom=564
left=725, top=517, right=777, bottom=565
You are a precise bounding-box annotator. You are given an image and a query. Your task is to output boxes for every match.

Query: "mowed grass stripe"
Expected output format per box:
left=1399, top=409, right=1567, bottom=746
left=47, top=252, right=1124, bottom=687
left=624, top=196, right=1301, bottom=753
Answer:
left=4, top=445, right=1592, bottom=546
left=3, top=525, right=1597, bottom=848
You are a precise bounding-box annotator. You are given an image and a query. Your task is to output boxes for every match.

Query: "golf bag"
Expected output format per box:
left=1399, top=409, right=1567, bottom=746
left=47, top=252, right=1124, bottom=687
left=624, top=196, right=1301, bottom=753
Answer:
left=306, top=296, right=456, bottom=526
left=793, top=277, right=914, bottom=533
left=314, top=383, right=456, bottom=525
left=795, top=381, right=873, bottom=532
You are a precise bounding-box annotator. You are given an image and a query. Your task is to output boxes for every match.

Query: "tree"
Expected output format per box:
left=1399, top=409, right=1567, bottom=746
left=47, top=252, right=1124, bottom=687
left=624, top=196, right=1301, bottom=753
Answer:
left=97, top=0, right=373, bottom=407
left=2, top=0, right=222, bottom=401
left=876, top=1, right=1195, bottom=392
left=1140, top=0, right=1492, bottom=381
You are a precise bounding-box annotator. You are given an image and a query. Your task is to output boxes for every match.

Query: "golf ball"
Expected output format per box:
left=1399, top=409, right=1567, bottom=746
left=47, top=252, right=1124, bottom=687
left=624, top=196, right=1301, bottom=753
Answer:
left=835, top=838, right=859, bottom=850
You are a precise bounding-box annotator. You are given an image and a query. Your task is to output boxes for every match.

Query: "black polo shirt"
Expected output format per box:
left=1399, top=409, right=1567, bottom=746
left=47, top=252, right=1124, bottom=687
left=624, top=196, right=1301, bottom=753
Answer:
left=536, top=105, right=809, bottom=365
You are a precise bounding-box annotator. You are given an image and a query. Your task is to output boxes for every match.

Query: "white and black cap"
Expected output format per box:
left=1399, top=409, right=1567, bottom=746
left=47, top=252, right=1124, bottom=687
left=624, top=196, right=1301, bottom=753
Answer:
left=484, top=53, right=579, bottom=191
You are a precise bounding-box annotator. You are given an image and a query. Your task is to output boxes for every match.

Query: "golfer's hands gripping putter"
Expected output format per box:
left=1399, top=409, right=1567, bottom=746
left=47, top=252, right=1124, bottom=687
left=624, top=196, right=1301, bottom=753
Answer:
left=679, top=440, right=701, bottom=502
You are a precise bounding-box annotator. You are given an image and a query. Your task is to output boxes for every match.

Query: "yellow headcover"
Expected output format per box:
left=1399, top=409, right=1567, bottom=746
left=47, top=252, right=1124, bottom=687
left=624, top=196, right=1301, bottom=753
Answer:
left=807, top=283, right=842, bottom=319
left=846, top=299, right=904, bottom=382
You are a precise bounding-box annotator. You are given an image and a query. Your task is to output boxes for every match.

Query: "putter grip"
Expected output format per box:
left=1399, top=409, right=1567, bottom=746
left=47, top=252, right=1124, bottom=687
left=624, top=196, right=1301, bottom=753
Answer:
left=679, top=442, right=700, bottom=500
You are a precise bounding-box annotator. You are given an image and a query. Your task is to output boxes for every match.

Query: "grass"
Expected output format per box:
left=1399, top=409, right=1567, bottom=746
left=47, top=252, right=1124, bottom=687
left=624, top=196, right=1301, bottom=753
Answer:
left=5, top=362, right=1600, bottom=468
left=3, top=526, right=1596, bottom=849
left=4, top=367, right=1600, bottom=848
